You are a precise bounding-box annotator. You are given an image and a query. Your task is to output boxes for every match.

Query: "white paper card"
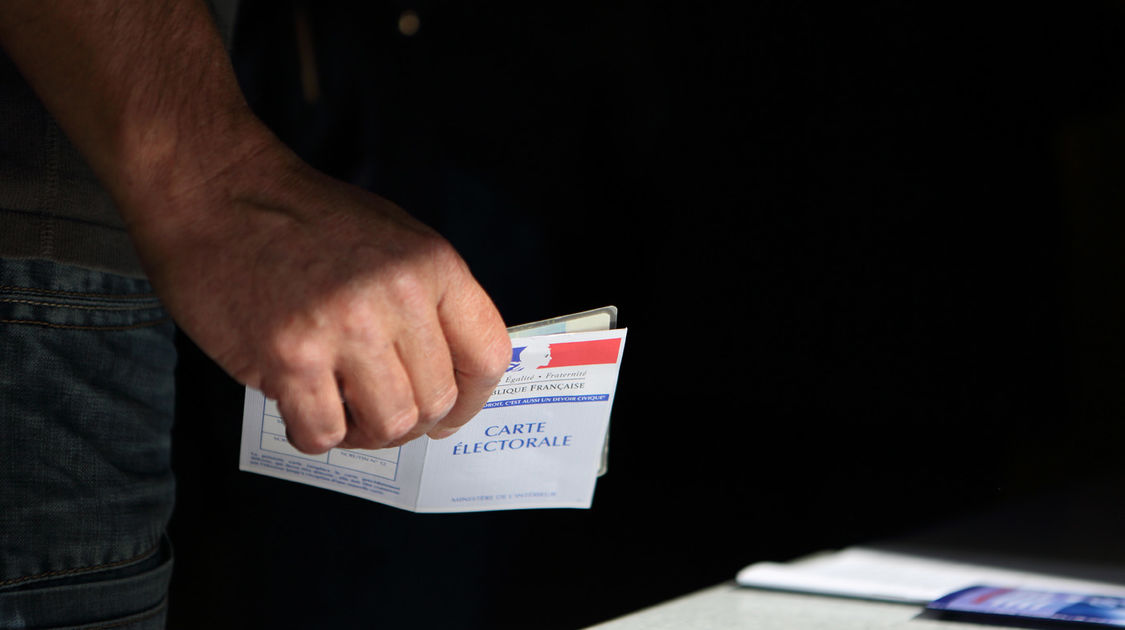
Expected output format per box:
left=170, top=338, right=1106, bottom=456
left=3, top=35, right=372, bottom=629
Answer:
left=239, top=321, right=626, bottom=513
left=736, top=547, right=1125, bottom=604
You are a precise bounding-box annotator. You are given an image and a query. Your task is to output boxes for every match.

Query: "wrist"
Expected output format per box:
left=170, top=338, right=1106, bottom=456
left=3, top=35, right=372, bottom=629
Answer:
left=112, top=101, right=271, bottom=209
left=114, top=111, right=286, bottom=237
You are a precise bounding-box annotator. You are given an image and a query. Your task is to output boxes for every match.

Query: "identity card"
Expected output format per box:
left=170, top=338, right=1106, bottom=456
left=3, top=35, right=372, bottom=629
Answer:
left=928, top=585, right=1125, bottom=627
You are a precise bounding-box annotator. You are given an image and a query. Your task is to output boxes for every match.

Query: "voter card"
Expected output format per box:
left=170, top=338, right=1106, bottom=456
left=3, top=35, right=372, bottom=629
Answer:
left=927, top=585, right=1125, bottom=627
left=508, top=306, right=618, bottom=476
left=239, top=308, right=626, bottom=513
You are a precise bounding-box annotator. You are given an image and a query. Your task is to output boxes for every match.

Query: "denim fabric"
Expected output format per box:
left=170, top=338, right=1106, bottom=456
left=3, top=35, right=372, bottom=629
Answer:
left=0, top=258, right=176, bottom=629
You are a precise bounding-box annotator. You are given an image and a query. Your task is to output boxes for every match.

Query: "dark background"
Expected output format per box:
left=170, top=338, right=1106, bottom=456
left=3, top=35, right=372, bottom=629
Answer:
left=169, top=1, right=1125, bottom=627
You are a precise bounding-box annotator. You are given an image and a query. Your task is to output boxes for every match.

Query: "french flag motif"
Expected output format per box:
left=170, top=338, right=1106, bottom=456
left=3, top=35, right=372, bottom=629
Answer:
left=508, top=338, right=621, bottom=372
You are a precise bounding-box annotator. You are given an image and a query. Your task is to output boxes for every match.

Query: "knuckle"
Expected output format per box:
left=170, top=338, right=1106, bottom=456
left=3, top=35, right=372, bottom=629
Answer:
left=422, top=233, right=462, bottom=268
left=453, top=331, right=510, bottom=384
left=433, top=245, right=466, bottom=278
left=269, top=333, right=326, bottom=373
left=478, top=336, right=513, bottom=383
left=278, top=394, right=346, bottom=454
left=385, top=266, right=431, bottom=310
left=353, top=403, right=420, bottom=446
left=387, top=404, right=420, bottom=438
left=418, top=384, right=458, bottom=424
left=337, top=299, right=379, bottom=341
left=289, top=425, right=345, bottom=454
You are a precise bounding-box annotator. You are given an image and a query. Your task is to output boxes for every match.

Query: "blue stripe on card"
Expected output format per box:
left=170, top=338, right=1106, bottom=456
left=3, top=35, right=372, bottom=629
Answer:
left=482, top=394, right=610, bottom=409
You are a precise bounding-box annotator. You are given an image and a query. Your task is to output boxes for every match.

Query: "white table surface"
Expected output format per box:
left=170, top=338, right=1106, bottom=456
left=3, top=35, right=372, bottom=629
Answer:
left=588, top=479, right=1125, bottom=630
left=586, top=583, right=1019, bottom=630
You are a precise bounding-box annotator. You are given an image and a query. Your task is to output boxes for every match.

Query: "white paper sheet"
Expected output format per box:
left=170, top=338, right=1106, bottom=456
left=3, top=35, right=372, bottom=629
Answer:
left=737, top=547, right=1125, bottom=604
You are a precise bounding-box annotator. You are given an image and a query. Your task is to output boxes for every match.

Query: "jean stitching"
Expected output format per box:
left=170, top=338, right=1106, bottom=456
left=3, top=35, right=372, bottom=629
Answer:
left=0, top=298, right=163, bottom=312
left=0, top=285, right=157, bottom=300
left=0, top=545, right=160, bottom=589
left=0, top=317, right=172, bottom=331
left=82, top=597, right=168, bottom=630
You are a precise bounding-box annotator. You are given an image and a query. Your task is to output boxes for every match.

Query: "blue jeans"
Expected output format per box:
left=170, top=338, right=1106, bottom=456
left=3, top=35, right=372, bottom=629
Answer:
left=0, top=259, right=176, bottom=629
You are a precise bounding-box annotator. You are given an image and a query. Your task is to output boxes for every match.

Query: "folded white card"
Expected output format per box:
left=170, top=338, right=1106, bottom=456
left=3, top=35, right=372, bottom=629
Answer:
left=238, top=309, right=626, bottom=513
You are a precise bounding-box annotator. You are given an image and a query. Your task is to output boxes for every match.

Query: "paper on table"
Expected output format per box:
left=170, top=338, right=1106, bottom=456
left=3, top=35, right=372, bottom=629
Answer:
left=238, top=308, right=626, bottom=513
left=737, top=547, right=1125, bottom=605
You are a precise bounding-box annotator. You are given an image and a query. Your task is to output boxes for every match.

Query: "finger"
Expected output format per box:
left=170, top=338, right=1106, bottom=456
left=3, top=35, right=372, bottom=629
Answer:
left=427, top=280, right=510, bottom=438
left=274, top=370, right=348, bottom=454
left=384, top=314, right=458, bottom=444
left=335, top=351, right=418, bottom=449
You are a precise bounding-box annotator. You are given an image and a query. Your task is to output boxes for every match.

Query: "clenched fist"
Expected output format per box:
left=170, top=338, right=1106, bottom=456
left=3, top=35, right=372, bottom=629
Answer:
left=130, top=142, right=511, bottom=453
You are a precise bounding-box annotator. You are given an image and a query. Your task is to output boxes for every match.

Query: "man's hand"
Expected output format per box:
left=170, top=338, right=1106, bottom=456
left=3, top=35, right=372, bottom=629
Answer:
left=134, top=142, right=511, bottom=453
left=0, top=0, right=511, bottom=453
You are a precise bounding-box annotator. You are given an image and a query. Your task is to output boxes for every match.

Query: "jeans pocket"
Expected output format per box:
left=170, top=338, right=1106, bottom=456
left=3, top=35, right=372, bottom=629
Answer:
left=0, top=259, right=178, bottom=630
left=0, top=536, right=173, bottom=630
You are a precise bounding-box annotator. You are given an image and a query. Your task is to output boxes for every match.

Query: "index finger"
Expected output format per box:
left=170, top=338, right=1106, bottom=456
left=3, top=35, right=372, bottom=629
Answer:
left=427, top=279, right=509, bottom=438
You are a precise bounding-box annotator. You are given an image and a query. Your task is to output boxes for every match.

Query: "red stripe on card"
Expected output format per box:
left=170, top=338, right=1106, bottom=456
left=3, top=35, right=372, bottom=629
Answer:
left=543, top=339, right=622, bottom=368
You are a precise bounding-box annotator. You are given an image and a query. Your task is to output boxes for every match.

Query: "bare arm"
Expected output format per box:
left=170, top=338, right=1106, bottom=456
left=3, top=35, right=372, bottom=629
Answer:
left=0, top=0, right=511, bottom=452
left=0, top=2, right=255, bottom=208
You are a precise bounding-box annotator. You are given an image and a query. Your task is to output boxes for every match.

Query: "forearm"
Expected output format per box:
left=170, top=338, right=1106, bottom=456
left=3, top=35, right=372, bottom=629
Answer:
left=0, top=1, right=266, bottom=220
left=0, top=1, right=511, bottom=453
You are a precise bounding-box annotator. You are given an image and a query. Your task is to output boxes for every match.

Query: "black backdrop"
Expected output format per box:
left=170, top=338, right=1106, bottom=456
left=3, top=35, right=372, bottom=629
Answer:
left=169, top=2, right=1125, bottom=627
